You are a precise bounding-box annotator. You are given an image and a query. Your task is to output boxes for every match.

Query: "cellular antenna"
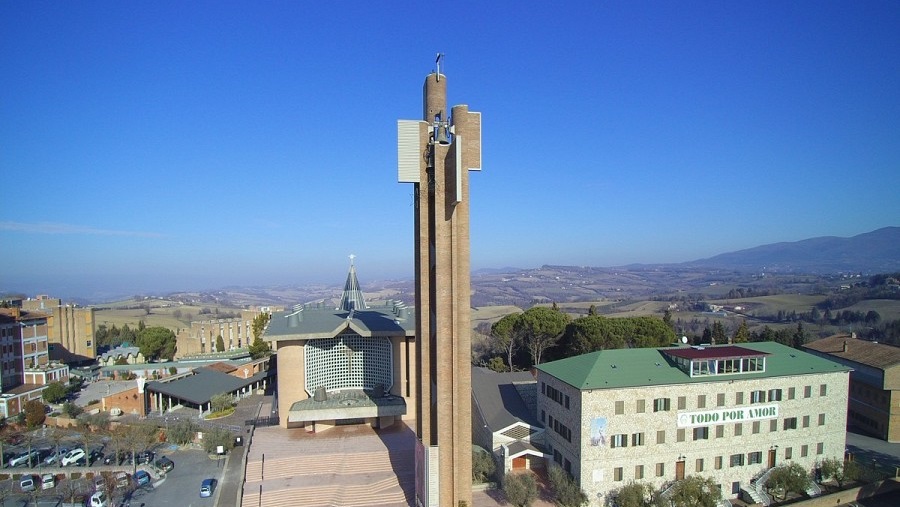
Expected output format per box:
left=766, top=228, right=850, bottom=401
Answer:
left=435, top=53, right=444, bottom=81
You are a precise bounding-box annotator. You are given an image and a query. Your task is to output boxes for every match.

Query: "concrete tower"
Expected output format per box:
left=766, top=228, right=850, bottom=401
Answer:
left=397, top=58, right=481, bottom=507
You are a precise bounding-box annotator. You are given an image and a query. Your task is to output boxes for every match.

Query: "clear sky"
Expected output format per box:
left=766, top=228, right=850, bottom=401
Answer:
left=2, top=1, right=899, bottom=300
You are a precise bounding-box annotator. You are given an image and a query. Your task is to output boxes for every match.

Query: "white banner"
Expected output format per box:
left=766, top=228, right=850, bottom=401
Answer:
left=676, top=404, right=779, bottom=428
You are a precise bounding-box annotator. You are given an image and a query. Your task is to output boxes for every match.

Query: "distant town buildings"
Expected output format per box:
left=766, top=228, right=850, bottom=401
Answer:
left=16, top=295, right=98, bottom=362
left=536, top=342, right=850, bottom=505
left=804, top=333, right=900, bottom=442
left=175, top=310, right=262, bottom=358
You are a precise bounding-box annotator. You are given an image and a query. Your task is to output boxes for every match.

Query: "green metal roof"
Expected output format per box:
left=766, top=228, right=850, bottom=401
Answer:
left=536, top=341, right=851, bottom=391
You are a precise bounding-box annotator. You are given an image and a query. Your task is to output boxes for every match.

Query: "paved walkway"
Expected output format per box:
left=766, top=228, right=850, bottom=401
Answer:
left=231, top=416, right=554, bottom=507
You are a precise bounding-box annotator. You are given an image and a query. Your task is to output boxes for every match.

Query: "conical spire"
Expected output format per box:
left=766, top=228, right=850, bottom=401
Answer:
left=337, top=254, right=367, bottom=311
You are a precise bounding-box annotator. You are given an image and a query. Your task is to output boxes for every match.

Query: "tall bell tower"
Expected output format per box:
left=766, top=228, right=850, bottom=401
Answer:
left=397, top=56, right=482, bottom=507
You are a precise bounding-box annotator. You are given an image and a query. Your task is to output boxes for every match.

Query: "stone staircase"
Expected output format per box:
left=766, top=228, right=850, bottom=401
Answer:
left=241, top=424, right=415, bottom=507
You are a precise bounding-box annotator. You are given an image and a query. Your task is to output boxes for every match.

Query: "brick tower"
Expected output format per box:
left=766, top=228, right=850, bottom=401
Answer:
left=397, top=58, right=482, bottom=507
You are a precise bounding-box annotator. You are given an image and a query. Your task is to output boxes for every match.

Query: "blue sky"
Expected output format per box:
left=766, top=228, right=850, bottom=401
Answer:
left=2, top=1, right=898, bottom=299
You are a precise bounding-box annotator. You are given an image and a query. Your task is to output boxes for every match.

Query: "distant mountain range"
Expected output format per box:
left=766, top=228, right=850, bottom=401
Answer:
left=681, top=226, right=900, bottom=274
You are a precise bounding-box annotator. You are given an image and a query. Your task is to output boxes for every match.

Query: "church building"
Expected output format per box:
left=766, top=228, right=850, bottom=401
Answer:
left=263, top=258, right=416, bottom=431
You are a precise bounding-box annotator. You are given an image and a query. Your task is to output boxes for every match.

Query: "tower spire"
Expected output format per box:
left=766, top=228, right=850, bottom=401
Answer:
left=337, top=255, right=366, bottom=311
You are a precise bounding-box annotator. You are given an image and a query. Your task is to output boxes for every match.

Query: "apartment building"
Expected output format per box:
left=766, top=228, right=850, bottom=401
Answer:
left=536, top=342, right=850, bottom=505
left=0, top=308, right=70, bottom=418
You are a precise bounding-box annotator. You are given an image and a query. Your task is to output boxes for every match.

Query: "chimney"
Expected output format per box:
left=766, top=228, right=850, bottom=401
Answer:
left=843, top=341, right=848, bottom=353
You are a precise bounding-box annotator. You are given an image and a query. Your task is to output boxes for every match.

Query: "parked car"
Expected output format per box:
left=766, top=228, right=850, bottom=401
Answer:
left=89, top=490, right=108, bottom=507
left=114, top=472, right=129, bottom=489
left=199, top=478, right=216, bottom=498
left=41, top=473, right=55, bottom=490
left=44, top=447, right=69, bottom=465
left=88, top=449, right=104, bottom=465
left=138, top=450, right=155, bottom=464
left=93, top=474, right=106, bottom=492
left=117, top=450, right=133, bottom=466
left=10, top=450, right=39, bottom=467
left=61, top=448, right=86, bottom=467
left=134, top=470, right=151, bottom=486
left=154, top=456, right=174, bottom=473
left=19, top=475, right=36, bottom=492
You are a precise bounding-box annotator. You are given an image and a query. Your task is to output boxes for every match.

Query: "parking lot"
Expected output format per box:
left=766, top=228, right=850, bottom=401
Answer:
left=0, top=427, right=224, bottom=506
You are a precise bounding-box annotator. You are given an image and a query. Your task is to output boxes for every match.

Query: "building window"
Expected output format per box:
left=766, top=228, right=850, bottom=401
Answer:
left=768, top=389, right=782, bottom=401
left=801, top=445, right=808, bottom=458
left=750, top=390, right=765, bottom=404
left=696, top=458, right=704, bottom=472
left=677, top=429, right=685, bottom=442
left=632, top=432, right=645, bottom=446
left=614, top=467, right=623, bottom=481
left=819, top=384, right=827, bottom=396
left=734, top=423, right=743, bottom=437
left=678, top=396, right=686, bottom=410
left=730, top=454, right=744, bottom=467
left=785, top=447, right=792, bottom=460
left=770, top=420, right=778, bottom=432
left=748, top=452, right=762, bottom=465
left=816, top=442, right=824, bottom=455
left=565, top=395, right=570, bottom=409
left=752, top=421, right=760, bottom=434
left=541, top=382, right=545, bottom=395
left=541, top=410, right=545, bottom=423
left=818, top=413, right=826, bottom=426
left=735, top=392, right=744, bottom=405
left=802, top=415, right=810, bottom=428
left=545, top=384, right=567, bottom=406
left=636, top=399, right=645, bottom=413
left=788, top=387, right=796, bottom=400
left=654, top=398, right=671, bottom=412
left=715, top=425, right=724, bottom=438
left=655, top=463, right=665, bottom=477
left=635, top=465, right=644, bottom=480
left=693, top=427, right=709, bottom=441
left=804, top=385, right=812, bottom=398
left=656, top=430, right=666, bottom=444
left=717, top=393, right=725, bottom=407
left=784, top=417, right=797, bottom=430
left=564, top=458, right=571, bottom=474
left=611, top=434, right=628, bottom=448
left=615, top=400, right=625, bottom=415
left=697, top=394, right=706, bottom=409
left=715, top=456, right=723, bottom=470
left=732, top=482, right=741, bottom=495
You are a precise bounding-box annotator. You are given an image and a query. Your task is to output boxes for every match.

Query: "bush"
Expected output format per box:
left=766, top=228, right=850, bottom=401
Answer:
left=503, top=472, right=537, bottom=507
left=62, top=402, right=83, bottom=419
left=472, top=448, right=495, bottom=483
left=209, top=393, right=234, bottom=414
left=42, top=381, right=68, bottom=404
left=24, top=400, right=46, bottom=428
left=167, top=419, right=197, bottom=446
left=201, top=427, right=235, bottom=454
left=548, top=465, right=587, bottom=507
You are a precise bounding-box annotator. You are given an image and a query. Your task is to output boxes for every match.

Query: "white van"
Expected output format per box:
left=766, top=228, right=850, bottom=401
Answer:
left=41, top=473, right=55, bottom=490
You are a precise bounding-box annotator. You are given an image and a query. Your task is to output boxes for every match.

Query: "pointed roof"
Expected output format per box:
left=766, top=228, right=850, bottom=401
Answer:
left=337, top=254, right=367, bottom=311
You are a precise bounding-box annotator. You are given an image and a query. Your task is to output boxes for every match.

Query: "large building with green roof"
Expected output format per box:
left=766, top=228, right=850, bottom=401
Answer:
left=535, top=341, right=851, bottom=505
left=263, top=258, right=416, bottom=430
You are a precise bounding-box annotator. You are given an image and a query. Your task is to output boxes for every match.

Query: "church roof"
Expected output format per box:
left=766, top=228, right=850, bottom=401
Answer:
left=263, top=258, right=414, bottom=341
